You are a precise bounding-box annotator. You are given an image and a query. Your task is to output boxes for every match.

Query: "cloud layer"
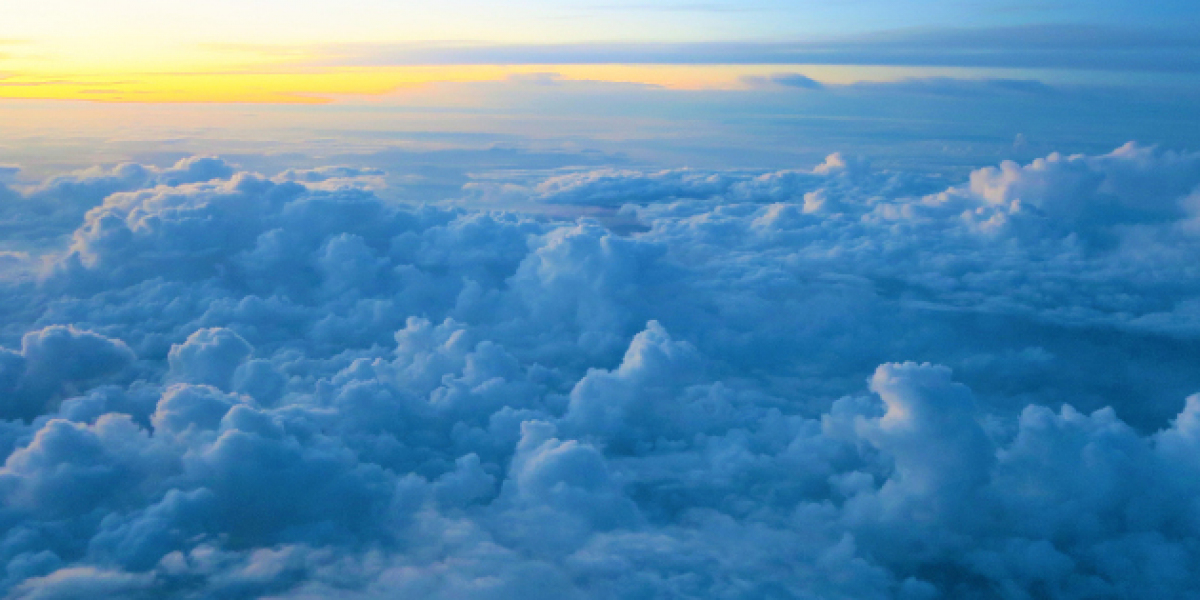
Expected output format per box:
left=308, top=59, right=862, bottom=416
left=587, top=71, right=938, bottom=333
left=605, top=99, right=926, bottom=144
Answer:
left=311, top=25, right=1200, bottom=72
left=1, top=144, right=1200, bottom=598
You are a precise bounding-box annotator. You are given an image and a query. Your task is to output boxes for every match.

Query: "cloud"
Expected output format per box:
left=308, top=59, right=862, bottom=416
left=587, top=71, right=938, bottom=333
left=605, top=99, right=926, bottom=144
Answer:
left=741, top=72, right=824, bottom=90
left=167, top=328, right=254, bottom=391
left=0, top=156, right=235, bottom=246
left=309, top=24, right=1200, bottom=73
left=847, top=76, right=1058, bottom=97
left=0, top=326, right=135, bottom=421
left=1, top=143, right=1200, bottom=597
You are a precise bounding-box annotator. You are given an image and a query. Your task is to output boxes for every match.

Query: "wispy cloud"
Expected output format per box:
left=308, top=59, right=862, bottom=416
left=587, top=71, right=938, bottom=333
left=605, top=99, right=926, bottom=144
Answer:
left=741, top=73, right=1061, bottom=97
left=299, top=24, right=1200, bottom=73
left=846, top=76, right=1059, bottom=97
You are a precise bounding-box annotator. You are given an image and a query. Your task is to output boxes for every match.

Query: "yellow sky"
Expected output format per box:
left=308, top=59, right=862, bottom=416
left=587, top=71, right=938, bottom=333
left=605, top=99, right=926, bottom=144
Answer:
left=0, top=13, right=1075, bottom=104
left=0, top=35, right=1001, bottom=105
left=0, top=4, right=940, bottom=104
left=0, top=52, right=877, bottom=104
left=0, top=0, right=832, bottom=103
left=0, top=38, right=693, bottom=103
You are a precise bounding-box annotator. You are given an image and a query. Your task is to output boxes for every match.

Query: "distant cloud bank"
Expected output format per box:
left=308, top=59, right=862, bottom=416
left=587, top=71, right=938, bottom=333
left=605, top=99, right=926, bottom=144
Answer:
left=313, top=24, right=1200, bottom=73
left=2, top=143, right=1200, bottom=597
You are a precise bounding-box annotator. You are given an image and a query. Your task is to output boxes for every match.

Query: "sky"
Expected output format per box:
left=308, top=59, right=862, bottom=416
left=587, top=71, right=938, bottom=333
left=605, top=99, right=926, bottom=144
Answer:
left=0, top=0, right=1198, bottom=176
left=3, top=2, right=1200, bottom=599
left=2, top=0, right=1200, bottom=102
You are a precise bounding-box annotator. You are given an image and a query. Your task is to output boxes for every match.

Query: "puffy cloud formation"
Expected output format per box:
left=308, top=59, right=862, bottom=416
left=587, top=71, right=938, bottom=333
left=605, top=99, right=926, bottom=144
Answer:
left=1, top=143, right=1200, bottom=598
left=0, top=157, right=235, bottom=245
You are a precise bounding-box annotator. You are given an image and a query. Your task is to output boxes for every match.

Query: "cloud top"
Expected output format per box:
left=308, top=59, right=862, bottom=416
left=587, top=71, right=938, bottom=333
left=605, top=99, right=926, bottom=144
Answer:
left=1, top=143, right=1200, bottom=597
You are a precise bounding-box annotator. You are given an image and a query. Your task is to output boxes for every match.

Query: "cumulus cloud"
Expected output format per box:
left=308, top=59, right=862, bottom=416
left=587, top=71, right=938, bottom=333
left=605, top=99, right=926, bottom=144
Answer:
left=0, top=143, right=1199, bottom=597
left=0, top=156, right=235, bottom=245
left=0, top=326, right=135, bottom=421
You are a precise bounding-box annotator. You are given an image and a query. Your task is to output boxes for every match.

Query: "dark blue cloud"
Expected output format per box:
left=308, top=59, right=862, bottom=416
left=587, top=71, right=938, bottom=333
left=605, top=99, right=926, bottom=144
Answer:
left=741, top=72, right=825, bottom=90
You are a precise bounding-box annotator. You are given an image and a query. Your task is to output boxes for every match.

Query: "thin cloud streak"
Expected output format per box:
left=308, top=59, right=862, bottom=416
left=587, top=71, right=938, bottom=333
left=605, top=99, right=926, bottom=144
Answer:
left=298, top=24, right=1200, bottom=73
